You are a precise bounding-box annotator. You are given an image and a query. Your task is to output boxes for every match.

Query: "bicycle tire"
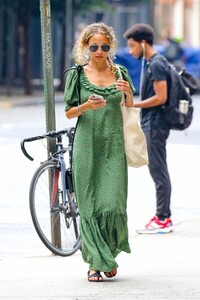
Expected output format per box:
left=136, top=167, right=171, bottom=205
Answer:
left=29, top=160, right=81, bottom=256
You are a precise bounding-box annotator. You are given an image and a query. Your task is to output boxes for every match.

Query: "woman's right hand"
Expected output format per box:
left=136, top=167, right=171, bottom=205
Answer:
left=87, top=95, right=106, bottom=110
left=65, top=94, right=106, bottom=119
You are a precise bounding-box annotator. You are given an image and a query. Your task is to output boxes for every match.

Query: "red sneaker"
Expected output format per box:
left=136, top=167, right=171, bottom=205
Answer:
left=136, top=215, right=174, bottom=234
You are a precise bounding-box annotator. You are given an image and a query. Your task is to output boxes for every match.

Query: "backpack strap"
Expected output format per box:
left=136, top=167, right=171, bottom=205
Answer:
left=76, top=64, right=83, bottom=105
left=147, top=54, right=169, bottom=74
left=146, top=54, right=170, bottom=91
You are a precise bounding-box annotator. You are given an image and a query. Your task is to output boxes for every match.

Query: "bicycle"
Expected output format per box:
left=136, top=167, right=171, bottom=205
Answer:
left=21, top=127, right=81, bottom=256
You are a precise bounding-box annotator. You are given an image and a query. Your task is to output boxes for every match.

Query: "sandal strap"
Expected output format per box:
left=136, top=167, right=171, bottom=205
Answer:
left=87, top=271, right=103, bottom=282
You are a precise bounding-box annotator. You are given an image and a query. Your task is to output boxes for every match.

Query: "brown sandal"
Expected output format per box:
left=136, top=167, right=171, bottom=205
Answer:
left=104, top=268, right=117, bottom=278
left=87, top=270, right=104, bottom=282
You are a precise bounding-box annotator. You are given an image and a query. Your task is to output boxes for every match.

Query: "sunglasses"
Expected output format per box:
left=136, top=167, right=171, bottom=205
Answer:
left=89, top=44, right=110, bottom=52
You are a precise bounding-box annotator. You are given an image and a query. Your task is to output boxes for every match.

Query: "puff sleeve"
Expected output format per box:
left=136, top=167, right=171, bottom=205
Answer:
left=64, top=68, right=80, bottom=111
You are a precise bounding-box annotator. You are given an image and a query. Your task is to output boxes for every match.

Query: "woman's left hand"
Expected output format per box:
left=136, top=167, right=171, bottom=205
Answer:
left=115, top=78, right=132, bottom=98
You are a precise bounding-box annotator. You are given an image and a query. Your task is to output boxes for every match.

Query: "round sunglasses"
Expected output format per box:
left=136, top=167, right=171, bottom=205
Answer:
left=89, top=44, right=110, bottom=53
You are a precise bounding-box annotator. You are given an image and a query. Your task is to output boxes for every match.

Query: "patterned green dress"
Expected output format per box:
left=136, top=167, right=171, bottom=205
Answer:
left=64, top=65, right=135, bottom=272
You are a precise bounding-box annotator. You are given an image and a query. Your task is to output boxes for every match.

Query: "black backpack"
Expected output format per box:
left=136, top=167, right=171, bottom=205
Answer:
left=147, top=55, right=198, bottom=130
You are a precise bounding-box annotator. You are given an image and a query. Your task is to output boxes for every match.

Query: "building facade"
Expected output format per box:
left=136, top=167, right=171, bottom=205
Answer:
left=155, top=0, right=200, bottom=47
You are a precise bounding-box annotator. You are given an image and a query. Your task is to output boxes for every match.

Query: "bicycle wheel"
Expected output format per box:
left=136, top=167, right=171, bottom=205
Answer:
left=29, top=160, right=81, bottom=256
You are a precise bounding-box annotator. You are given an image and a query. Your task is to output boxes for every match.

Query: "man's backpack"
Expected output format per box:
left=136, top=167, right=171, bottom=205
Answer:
left=147, top=55, right=198, bottom=130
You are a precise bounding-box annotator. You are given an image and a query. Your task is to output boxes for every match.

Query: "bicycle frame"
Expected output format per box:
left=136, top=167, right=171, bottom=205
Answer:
left=51, top=140, right=68, bottom=208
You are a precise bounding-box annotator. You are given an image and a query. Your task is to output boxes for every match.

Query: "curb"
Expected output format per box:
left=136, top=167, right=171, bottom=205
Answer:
left=0, top=94, right=64, bottom=109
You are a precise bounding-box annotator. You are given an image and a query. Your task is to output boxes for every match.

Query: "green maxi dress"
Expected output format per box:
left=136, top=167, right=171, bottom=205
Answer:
left=64, top=65, right=135, bottom=272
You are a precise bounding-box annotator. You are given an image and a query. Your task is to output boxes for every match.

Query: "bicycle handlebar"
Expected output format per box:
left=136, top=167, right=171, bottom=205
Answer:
left=20, top=127, right=75, bottom=161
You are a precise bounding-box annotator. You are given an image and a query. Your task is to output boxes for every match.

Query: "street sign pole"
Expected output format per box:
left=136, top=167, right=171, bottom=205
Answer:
left=40, top=0, right=56, bottom=146
left=39, top=0, right=61, bottom=251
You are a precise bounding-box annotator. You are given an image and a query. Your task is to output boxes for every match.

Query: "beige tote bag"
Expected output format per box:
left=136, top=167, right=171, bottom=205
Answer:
left=116, top=65, right=149, bottom=168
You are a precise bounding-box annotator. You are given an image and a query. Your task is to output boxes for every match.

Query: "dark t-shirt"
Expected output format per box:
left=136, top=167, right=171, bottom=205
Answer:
left=141, top=53, right=170, bottom=131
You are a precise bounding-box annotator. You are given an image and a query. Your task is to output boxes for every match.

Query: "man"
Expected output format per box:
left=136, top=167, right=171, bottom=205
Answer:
left=123, top=23, right=173, bottom=234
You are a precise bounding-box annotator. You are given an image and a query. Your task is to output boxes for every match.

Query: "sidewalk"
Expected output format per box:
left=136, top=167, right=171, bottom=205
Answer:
left=1, top=157, right=200, bottom=299
left=1, top=94, right=200, bottom=299
left=0, top=218, right=200, bottom=299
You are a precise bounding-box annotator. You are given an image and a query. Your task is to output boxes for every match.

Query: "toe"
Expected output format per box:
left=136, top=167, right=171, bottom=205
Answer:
left=104, top=268, right=117, bottom=278
left=88, top=270, right=104, bottom=282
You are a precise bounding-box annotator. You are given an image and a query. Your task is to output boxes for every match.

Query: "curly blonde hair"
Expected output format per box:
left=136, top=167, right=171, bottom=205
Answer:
left=73, top=22, right=117, bottom=69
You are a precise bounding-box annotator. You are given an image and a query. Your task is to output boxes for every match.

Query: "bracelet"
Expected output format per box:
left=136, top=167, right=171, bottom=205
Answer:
left=77, top=105, right=84, bottom=114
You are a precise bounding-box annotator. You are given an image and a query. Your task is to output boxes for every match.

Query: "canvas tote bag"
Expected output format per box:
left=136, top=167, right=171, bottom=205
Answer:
left=116, top=65, right=148, bottom=168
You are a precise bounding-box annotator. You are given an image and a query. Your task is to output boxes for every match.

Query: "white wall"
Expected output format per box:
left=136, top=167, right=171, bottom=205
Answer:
left=189, top=0, right=200, bottom=47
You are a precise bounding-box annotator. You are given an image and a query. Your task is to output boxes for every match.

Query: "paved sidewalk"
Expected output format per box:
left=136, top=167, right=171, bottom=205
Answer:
left=1, top=94, right=200, bottom=299
left=1, top=217, right=200, bottom=299
left=1, top=156, right=200, bottom=299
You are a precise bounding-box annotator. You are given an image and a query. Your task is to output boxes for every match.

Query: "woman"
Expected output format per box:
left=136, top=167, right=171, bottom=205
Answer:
left=64, top=22, right=135, bottom=282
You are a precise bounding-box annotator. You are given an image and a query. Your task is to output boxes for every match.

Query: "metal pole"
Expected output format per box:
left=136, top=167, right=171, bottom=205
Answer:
left=40, top=0, right=56, bottom=143
left=40, top=0, right=61, bottom=252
